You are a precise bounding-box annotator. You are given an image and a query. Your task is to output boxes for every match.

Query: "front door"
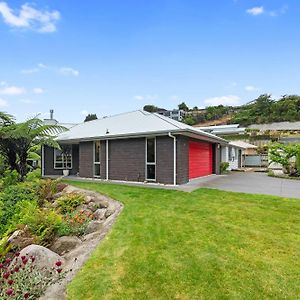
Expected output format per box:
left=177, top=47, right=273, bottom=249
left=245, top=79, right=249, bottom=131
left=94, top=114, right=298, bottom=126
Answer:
left=94, top=141, right=101, bottom=177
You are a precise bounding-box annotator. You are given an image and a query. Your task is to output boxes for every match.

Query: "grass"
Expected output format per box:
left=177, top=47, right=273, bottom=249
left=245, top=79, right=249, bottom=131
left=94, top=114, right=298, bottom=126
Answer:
left=66, top=181, right=300, bottom=299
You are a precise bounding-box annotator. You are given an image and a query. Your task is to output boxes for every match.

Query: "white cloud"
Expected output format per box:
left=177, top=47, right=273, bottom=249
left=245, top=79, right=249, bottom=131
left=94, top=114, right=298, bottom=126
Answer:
left=204, top=95, right=240, bottom=106
left=269, top=5, right=288, bottom=17
left=81, top=110, right=88, bottom=116
left=0, top=2, right=60, bottom=33
left=32, top=87, right=44, bottom=94
left=59, top=67, right=80, bottom=77
left=21, top=68, right=39, bottom=74
left=245, top=85, right=260, bottom=92
left=20, top=99, right=35, bottom=104
left=0, top=98, right=8, bottom=107
left=246, top=6, right=264, bottom=16
left=0, top=85, right=26, bottom=95
left=134, top=94, right=158, bottom=101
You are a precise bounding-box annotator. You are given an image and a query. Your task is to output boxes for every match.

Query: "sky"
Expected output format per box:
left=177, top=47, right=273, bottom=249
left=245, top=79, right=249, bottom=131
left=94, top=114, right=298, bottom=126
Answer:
left=0, top=0, right=299, bottom=123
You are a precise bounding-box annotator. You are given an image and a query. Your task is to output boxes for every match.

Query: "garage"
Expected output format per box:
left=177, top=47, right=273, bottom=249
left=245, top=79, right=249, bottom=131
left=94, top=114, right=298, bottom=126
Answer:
left=189, top=140, right=213, bottom=179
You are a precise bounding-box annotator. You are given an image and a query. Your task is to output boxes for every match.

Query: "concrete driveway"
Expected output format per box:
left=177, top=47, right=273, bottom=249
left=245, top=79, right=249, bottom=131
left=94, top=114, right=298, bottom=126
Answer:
left=181, top=172, right=300, bottom=198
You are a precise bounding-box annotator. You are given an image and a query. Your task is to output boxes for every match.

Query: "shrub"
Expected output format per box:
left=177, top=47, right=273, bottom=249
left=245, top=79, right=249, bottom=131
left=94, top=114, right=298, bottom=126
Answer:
left=26, top=168, right=41, bottom=182
left=0, top=252, right=66, bottom=299
left=57, top=210, right=93, bottom=237
left=15, top=203, right=63, bottom=245
left=37, top=179, right=59, bottom=207
left=1, top=170, right=19, bottom=189
left=220, top=162, right=229, bottom=174
left=296, top=152, right=300, bottom=173
left=0, top=183, right=38, bottom=235
left=56, top=193, right=85, bottom=214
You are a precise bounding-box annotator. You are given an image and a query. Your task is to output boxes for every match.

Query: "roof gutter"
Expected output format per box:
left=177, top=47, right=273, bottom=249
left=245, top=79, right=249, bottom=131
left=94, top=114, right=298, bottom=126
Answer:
left=168, top=132, right=177, bottom=186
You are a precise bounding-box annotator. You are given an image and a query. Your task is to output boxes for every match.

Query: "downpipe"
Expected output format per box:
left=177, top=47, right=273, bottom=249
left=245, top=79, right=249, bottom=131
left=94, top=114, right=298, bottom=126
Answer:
left=168, top=132, right=177, bottom=186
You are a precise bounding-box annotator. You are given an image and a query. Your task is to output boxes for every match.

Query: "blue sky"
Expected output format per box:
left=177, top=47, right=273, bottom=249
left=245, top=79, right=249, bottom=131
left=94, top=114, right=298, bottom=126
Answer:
left=0, top=0, right=299, bottom=122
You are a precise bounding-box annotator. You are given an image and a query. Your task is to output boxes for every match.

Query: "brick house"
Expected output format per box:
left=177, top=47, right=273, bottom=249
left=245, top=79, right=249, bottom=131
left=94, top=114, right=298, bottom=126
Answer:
left=42, top=110, right=227, bottom=185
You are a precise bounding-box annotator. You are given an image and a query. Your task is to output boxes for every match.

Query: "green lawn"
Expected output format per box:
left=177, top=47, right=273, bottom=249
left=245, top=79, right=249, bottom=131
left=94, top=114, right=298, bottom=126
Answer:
left=66, top=181, right=300, bottom=300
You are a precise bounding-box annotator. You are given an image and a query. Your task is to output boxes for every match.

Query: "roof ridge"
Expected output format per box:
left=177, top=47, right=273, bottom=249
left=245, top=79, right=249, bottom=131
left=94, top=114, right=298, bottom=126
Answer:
left=152, top=112, right=183, bottom=130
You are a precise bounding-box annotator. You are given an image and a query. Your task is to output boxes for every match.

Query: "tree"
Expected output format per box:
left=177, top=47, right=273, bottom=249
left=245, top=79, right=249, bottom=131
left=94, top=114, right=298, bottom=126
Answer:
left=143, top=105, right=159, bottom=113
left=178, top=102, right=189, bottom=111
left=182, top=115, right=196, bottom=126
left=0, top=114, right=66, bottom=181
left=84, top=114, right=98, bottom=122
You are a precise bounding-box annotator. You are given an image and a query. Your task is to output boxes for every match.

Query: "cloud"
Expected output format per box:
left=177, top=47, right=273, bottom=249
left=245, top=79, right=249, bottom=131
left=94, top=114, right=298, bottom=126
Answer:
left=269, top=5, right=288, bottom=17
left=204, top=95, right=240, bottom=106
left=0, top=85, right=26, bottom=95
left=59, top=67, right=80, bottom=77
left=134, top=94, right=158, bottom=101
left=81, top=110, right=88, bottom=116
left=245, top=85, right=260, bottom=92
left=32, top=87, right=44, bottom=94
left=246, top=6, right=264, bottom=16
left=0, top=98, right=8, bottom=107
left=0, top=2, right=60, bottom=33
left=21, top=63, right=80, bottom=77
left=20, top=99, right=35, bottom=104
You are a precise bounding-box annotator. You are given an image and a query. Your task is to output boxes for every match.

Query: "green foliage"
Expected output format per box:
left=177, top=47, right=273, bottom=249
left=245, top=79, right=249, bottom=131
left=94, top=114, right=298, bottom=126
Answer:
left=220, top=162, right=230, bottom=174
left=143, top=105, right=160, bottom=113
left=26, top=168, right=42, bottom=182
left=0, top=182, right=39, bottom=235
left=1, top=169, right=19, bottom=188
left=37, top=179, right=59, bottom=206
left=296, top=152, right=300, bottom=172
left=178, top=102, right=189, bottom=111
left=15, top=201, right=63, bottom=244
left=56, top=193, right=85, bottom=214
left=182, top=115, right=196, bottom=125
left=269, top=143, right=300, bottom=174
left=84, top=113, right=98, bottom=122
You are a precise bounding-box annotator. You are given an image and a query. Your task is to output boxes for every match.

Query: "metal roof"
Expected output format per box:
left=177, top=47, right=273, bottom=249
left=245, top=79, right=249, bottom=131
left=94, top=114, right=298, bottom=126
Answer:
left=248, top=122, right=300, bottom=131
left=229, top=141, right=258, bottom=149
left=56, top=110, right=226, bottom=143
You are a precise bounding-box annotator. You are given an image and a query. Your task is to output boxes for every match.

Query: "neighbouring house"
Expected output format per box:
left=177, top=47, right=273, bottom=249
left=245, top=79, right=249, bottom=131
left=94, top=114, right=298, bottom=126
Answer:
left=220, top=142, right=244, bottom=171
left=195, top=124, right=246, bottom=136
left=157, top=109, right=187, bottom=122
left=42, top=110, right=227, bottom=185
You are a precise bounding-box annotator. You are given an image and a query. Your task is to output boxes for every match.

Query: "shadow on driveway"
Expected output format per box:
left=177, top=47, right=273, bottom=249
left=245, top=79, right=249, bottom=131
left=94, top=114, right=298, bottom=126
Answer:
left=180, top=172, right=300, bottom=199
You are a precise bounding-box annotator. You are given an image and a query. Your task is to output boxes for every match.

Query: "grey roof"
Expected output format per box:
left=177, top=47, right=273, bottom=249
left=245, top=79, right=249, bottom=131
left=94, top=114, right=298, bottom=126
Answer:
left=229, top=141, right=257, bottom=149
left=248, top=122, right=300, bottom=131
left=195, top=124, right=246, bottom=135
left=56, top=110, right=226, bottom=143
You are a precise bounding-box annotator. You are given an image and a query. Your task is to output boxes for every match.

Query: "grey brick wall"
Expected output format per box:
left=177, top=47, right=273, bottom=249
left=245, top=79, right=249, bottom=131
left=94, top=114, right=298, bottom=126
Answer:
left=107, top=138, right=146, bottom=182
left=79, top=141, right=93, bottom=178
left=177, top=136, right=189, bottom=184
left=44, top=144, right=79, bottom=176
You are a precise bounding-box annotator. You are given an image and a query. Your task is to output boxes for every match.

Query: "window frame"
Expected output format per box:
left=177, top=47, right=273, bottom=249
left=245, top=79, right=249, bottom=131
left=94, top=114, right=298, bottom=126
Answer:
left=53, top=145, right=73, bottom=170
left=145, top=137, right=156, bottom=181
left=93, top=140, right=101, bottom=178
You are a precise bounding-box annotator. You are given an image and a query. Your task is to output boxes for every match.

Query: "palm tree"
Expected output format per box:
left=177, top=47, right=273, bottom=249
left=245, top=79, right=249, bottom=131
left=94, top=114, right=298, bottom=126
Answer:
left=0, top=113, right=66, bottom=180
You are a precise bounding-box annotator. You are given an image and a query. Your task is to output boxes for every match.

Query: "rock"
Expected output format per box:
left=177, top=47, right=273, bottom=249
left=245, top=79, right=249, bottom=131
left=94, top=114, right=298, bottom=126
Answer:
left=93, top=208, right=106, bottom=220
left=84, top=195, right=93, bottom=204
left=86, top=221, right=103, bottom=234
left=50, top=236, right=82, bottom=255
left=15, top=245, right=64, bottom=270
left=8, top=227, right=35, bottom=249
left=105, top=206, right=115, bottom=218
left=92, top=195, right=109, bottom=208
left=63, top=185, right=79, bottom=194
left=53, top=191, right=64, bottom=200
left=87, top=202, right=100, bottom=212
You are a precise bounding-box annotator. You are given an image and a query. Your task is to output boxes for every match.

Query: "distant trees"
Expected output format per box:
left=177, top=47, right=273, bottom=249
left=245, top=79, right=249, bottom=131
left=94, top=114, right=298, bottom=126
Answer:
left=178, top=102, right=189, bottom=111
left=84, top=114, right=98, bottom=122
left=143, top=105, right=160, bottom=113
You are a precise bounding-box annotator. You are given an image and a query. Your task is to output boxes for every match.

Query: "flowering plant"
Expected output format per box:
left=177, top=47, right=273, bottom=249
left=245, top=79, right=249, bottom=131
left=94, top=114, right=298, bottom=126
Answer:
left=0, top=252, right=66, bottom=299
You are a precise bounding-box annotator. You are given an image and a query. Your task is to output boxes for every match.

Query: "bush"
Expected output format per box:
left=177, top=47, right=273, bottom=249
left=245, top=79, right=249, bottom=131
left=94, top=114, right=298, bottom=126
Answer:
left=220, top=162, right=229, bottom=174
left=57, top=210, right=93, bottom=237
left=56, top=193, right=85, bottom=214
left=0, top=183, right=38, bottom=235
left=296, top=152, right=300, bottom=173
left=0, top=251, right=66, bottom=299
left=15, top=202, right=63, bottom=245
left=1, top=170, right=19, bottom=189
left=26, top=168, right=41, bottom=182
left=37, top=179, right=59, bottom=207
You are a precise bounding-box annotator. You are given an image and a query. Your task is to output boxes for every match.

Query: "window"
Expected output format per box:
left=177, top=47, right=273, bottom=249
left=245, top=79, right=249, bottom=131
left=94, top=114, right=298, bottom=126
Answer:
left=146, top=138, right=156, bottom=181
left=54, top=145, right=72, bottom=169
left=94, top=141, right=101, bottom=177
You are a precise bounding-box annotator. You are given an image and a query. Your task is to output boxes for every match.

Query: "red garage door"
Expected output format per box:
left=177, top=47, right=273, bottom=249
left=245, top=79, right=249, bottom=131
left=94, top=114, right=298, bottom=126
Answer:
left=189, top=140, right=213, bottom=179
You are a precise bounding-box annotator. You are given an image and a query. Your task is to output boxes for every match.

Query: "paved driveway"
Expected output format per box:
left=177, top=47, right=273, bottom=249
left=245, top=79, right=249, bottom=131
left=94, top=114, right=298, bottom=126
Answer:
left=181, top=172, right=300, bottom=198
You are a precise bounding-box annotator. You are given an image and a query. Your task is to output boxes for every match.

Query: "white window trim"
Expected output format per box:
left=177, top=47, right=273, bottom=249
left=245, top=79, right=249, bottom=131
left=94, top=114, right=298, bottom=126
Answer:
left=93, top=140, right=101, bottom=178
left=54, top=146, right=73, bottom=170
left=145, top=137, right=156, bottom=181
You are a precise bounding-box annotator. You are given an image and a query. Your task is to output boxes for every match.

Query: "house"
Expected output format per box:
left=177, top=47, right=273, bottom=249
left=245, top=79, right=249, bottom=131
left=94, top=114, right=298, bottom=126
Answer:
left=220, top=142, right=244, bottom=170
left=195, top=124, right=246, bottom=136
left=42, top=110, right=227, bottom=185
left=157, top=109, right=187, bottom=122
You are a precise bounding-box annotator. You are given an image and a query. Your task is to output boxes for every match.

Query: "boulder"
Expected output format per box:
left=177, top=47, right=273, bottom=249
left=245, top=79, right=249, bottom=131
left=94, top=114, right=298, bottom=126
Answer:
left=8, top=227, right=35, bottom=249
left=93, top=208, right=106, bottom=220
left=15, top=245, right=64, bottom=270
left=84, top=195, right=93, bottom=204
left=87, top=202, right=100, bottom=212
left=63, top=185, right=79, bottom=194
left=50, top=236, right=82, bottom=255
left=52, top=191, right=64, bottom=200
left=85, top=221, right=103, bottom=234
left=93, top=196, right=109, bottom=208
left=105, top=206, right=115, bottom=218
